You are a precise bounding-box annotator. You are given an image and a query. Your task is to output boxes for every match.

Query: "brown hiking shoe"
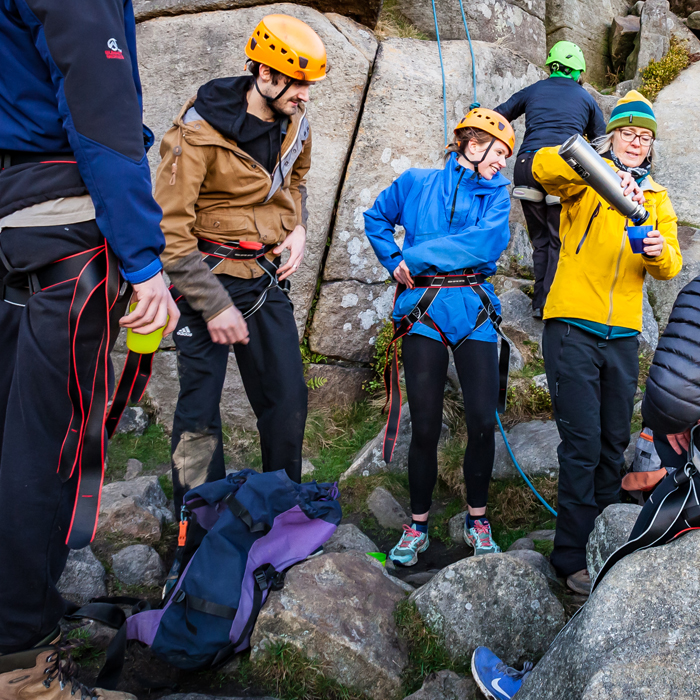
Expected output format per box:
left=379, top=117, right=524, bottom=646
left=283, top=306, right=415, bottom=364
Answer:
left=0, top=642, right=136, bottom=700
left=566, top=568, right=592, bottom=596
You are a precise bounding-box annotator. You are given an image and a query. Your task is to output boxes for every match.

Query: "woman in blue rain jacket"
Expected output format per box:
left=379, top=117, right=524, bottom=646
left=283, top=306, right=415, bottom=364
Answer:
left=364, top=109, right=515, bottom=566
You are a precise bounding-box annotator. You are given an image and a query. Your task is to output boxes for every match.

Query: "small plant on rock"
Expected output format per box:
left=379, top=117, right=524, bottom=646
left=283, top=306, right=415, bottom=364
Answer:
left=640, top=36, right=692, bottom=101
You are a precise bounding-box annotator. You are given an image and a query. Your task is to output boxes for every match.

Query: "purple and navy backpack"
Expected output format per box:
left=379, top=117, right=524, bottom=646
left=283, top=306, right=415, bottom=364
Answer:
left=74, top=469, right=341, bottom=689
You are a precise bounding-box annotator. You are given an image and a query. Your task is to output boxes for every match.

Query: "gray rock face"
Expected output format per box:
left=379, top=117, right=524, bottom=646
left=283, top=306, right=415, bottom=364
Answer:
left=640, top=284, right=659, bottom=353
left=313, top=39, right=546, bottom=360
left=493, top=420, right=560, bottom=479
left=306, top=363, right=373, bottom=409
left=97, top=476, right=173, bottom=542
left=498, top=224, right=535, bottom=275
left=115, top=406, right=149, bottom=436
left=124, top=458, right=144, bottom=481
left=325, top=12, right=379, bottom=63
left=508, top=537, right=536, bottom=551
left=668, top=11, right=700, bottom=52
left=586, top=503, right=642, bottom=579
left=396, top=0, right=547, bottom=65
left=112, top=544, right=166, bottom=587
left=582, top=83, right=619, bottom=122
left=57, top=547, right=107, bottom=605
left=610, top=14, right=640, bottom=71
left=504, top=549, right=559, bottom=585
left=403, top=670, right=478, bottom=700
left=308, top=280, right=396, bottom=362
left=341, top=403, right=448, bottom=481
left=251, top=552, right=408, bottom=700
left=627, top=0, right=670, bottom=84
left=133, top=0, right=384, bottom=28
left=410, top=554, right=565, bottom=666
left=448, top=511, right=468, bottom=545
left=499, top=288, right=544, bottom=350
left=517, top=531, right=700, bottom=700
left=654, top=61, right=700, bottom=229
left=324, top=523, right=378, bottom=554
left=367, top=487, right=411, bottom=530
left=688, top=9, right=700, bottom=27
left=545, top=0, right=635, bottom=84
left=647, top=227, right=700, bottom=331
left=136, top=4, right=373, bottom=335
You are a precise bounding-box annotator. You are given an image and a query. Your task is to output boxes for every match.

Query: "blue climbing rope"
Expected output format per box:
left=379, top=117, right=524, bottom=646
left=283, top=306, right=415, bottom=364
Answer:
left=456, top=0, right=480, bottom=109
left=496, top=412, right=558, bottom=517
left=430, top=0, right=449, bottom=146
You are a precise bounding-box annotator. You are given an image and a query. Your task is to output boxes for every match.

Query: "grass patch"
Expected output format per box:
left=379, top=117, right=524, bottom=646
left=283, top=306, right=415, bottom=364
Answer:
left=640, top=36, right=692, bottom=101
left=363, top=320, right=399, bottom=395
left=376, top=0, right=428, bottom=40
left=395, top=600, right=469, bottom=695
left=504, top=378, right=552, bottom=428
left=533, top=539, right=554, bottom=557
left=65, top=627, right=105, bottom=665
left=497, top=256, right=535, bottom=281
left=107, top=424, right=170, bottom=482
left=303, top=401, right=385, bottom=485
left=251, top=641, right=370, bottom=700
left=431, top=498, right=467, bottom=545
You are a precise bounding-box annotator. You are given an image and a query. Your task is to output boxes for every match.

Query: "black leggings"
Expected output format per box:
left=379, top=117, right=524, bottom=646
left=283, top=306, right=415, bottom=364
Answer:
left=403, top=333, right=499, bottom=514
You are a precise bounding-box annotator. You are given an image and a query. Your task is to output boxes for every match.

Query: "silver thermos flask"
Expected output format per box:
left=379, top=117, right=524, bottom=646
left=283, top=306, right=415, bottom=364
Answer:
left=558, top=134, right=649, bottom=224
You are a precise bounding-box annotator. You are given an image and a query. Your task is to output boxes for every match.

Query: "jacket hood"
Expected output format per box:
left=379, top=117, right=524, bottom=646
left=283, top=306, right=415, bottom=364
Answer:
left=194, top=75, right=281, bottom=146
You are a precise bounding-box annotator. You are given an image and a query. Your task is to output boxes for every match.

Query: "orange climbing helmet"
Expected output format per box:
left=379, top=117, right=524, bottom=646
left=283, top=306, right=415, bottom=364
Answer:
left=454, top=108, right=516, bottom=157
left=245, top=14, right=327, bottom=82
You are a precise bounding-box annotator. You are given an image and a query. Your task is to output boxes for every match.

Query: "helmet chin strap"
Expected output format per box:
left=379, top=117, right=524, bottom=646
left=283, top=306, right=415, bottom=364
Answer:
left=462, top=137, right=496, bottom=179
left=254, top=76, right=295, bottom=107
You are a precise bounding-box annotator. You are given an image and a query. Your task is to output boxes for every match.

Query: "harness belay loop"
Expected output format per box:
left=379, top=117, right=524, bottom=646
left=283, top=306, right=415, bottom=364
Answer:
left=381, top=271, right=511, bottom=464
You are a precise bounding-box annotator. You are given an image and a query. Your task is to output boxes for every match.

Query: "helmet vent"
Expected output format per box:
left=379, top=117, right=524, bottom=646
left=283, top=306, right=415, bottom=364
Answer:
left=498, top=122, right=505, bottom=130
left=264, top=33, right=269, bottom=39
left=299, top=56, right=309, bottom=68
left=269, top=43, right=276, bottom=50
left=250, top=38, right=257, bottom=50
left=288, top=57, right=294, bottom=64
left=281, top=48, right=288, bottom=54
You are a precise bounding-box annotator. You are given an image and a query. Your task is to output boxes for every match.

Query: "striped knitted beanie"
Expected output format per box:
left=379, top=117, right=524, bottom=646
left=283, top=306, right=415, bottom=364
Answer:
left=606, top=90, right=657, bottom=137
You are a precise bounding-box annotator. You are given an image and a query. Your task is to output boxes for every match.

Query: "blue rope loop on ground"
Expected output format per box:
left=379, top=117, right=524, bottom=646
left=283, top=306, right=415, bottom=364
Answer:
left=496, top=412, right=558, bottom=517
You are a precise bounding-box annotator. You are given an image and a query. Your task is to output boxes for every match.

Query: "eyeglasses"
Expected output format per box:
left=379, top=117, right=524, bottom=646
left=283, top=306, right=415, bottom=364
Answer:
left=618, top=129, right=654, bottom=147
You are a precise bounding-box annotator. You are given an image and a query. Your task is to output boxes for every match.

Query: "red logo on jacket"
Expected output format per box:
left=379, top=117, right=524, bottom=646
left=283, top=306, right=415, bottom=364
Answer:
left=105, top=38, right=124, bottom=60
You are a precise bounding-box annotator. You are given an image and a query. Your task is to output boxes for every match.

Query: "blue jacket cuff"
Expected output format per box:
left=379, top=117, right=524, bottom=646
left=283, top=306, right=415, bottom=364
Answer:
left=121, top=258, right=163, bottom=284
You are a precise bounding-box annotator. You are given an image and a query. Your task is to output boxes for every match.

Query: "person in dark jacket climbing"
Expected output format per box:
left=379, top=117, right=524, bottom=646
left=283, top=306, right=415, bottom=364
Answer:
left=494, top=41, right=606, bottom=318
left=0, top=1, right=178, bottom=698
left=156, top=15, right=325, bottom=511
left=364, top=109, right=516, bottom=566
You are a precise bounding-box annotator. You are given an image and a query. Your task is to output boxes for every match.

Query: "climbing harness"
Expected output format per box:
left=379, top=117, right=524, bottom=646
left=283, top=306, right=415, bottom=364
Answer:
left=188, top=237, right=291, bottom=319
left=431, top=0, right=480, bottom=147
left=381, top=271, right=511, bottom=463
left=0, top=241, right=150, bottom=548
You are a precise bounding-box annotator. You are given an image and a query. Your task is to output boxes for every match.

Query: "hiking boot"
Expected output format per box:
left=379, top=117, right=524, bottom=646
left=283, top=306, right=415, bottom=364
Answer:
left=566, top=568, right=592, bottom=595
left=471, top=646, right=533, bottom=700
left=464, top=519, right=502, bottom=556
left=388, top=524, right=429, bottom=567
left=0, top=637, right=136, bottom=700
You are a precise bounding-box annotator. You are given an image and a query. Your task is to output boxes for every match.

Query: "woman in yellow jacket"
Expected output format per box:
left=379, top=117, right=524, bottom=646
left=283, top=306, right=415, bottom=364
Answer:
left=532, top=91, right=682, bottom=594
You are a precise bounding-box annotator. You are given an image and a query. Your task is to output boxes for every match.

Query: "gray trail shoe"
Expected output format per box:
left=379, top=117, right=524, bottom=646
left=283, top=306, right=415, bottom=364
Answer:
left=0, top=632, right=136, bottom=700
left=567, top=568, right=592, bottom=595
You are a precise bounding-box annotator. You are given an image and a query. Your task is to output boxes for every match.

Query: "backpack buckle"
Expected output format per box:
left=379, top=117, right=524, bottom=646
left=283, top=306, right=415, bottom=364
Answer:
left=254, top=569, right=269, bottom=591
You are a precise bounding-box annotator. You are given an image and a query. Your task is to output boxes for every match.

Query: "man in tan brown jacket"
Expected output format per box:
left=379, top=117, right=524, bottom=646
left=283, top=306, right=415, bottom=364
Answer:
left=155, top=14, right=327, bottom=509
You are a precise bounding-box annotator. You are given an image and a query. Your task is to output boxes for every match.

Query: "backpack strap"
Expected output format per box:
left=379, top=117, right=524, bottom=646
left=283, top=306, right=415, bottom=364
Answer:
left=223, top=493, right=271, bottom=534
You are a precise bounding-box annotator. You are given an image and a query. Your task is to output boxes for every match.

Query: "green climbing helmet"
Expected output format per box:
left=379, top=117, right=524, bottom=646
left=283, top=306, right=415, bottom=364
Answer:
left=546, top=41, right=586, bottom=73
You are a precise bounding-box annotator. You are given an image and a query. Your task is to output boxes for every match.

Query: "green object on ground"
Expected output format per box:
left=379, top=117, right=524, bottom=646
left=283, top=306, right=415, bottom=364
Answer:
left=367, top=552, right=387, bottom=566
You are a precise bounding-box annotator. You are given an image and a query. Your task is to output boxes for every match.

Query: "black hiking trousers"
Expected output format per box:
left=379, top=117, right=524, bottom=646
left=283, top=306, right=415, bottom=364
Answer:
left=543, top=320, right=639, bottom=577
left=514, top=152, right=562, bottom=313
left=0, top=221, right=117, bottom=653
left=171, top=273, right=307, bottom=511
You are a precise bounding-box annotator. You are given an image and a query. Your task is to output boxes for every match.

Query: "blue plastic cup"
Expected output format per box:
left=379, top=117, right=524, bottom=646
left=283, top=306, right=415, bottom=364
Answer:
left=627, top=224, right=653, bottom=254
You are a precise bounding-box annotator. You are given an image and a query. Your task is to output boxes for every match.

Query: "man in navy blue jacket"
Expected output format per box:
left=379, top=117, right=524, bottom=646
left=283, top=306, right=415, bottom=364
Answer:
left=0, top=1, right=177, bottom=697
left=495, top=41, right=605, bottom=319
